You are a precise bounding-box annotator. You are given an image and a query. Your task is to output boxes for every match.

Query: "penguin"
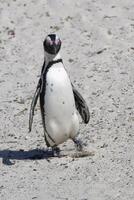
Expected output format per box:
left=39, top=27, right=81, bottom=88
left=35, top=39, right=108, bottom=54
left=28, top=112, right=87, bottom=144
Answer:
left=29, top=34, right=90, bottom=155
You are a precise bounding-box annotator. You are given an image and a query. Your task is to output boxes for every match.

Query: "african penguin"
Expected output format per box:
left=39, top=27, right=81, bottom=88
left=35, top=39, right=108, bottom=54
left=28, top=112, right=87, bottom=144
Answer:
left=29, top=34, right=90, bottom=155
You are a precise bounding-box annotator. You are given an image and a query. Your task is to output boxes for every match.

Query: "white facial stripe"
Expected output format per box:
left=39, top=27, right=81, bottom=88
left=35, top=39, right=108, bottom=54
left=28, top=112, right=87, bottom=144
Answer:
left=55, top=39, right=59, bottom=45
left=55, top=35, right=61, bottom=45
left=47, top=36, right=51, bottom=41
left=56, top=35, right=59, bottom=40
left=46, top=35, right=60, bottom=45
left=46, top=36, right=53, bottom=45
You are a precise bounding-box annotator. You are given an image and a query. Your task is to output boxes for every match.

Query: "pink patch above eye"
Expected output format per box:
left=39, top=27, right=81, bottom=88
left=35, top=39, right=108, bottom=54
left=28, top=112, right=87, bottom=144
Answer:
left=46, top=39, right=53, bottom=45
left=55, top=39, right=61, bottom=45
left=49, top=40, right=53, bottom=45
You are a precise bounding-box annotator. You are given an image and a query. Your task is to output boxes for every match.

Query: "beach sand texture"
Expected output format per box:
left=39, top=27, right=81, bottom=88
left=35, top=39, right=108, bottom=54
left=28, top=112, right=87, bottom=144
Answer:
left=0, top=0, right=134, bottom=199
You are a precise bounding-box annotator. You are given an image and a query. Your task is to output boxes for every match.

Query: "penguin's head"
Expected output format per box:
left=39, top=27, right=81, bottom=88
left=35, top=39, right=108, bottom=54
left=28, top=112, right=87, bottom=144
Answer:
left=43, top=34, right=61, bottom=55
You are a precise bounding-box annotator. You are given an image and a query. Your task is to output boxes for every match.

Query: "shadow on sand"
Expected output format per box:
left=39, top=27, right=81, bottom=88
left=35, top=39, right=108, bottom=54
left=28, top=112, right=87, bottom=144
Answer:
left=0, top=149, right=54, bottom=165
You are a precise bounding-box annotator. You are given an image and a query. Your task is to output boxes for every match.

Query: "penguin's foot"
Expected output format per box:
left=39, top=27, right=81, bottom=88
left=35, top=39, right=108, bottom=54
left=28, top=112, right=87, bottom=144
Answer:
left=73, top=138, right=83, bottom=151
left=52, top=146, right=61, bottom=157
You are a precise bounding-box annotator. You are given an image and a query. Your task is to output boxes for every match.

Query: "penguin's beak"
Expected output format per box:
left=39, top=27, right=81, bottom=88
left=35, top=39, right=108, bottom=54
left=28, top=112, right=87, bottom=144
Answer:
left=53, top=44, right=57, bottom=54
left=52, top=43, right=59, bottom=54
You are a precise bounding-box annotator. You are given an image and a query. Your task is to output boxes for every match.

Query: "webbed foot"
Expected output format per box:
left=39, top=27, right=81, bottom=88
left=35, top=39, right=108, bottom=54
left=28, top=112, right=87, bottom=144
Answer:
left=73, top=138, right=83, bottom=151
left=52, top=146, right=61, bottom=157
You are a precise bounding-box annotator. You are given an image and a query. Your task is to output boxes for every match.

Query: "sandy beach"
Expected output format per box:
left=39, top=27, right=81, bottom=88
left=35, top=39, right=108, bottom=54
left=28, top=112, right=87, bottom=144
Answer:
left=0, top=0, right=134, bottom=199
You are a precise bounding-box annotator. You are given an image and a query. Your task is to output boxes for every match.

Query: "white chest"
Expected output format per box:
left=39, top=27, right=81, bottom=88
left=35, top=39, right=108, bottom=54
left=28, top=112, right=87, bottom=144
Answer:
left=44, top=63, right=75, bottom=117
left=43, top=63, right=79, bottom=145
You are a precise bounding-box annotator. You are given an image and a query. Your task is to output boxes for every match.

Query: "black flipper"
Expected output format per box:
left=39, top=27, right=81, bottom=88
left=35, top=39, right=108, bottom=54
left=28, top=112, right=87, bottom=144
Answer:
left=29, top=59, right=46, bottom=132
left=72, top=85, right=90, bottom=124
left=29, top=79, right=42, bottom=132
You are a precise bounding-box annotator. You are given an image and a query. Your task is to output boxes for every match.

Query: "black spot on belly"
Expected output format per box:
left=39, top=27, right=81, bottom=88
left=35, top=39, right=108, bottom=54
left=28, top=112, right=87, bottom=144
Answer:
left=62, top=101, right=65, bottom=104
left=50, top=88, right=53, bottom=92
left=51, top=83, right=54, bottom=87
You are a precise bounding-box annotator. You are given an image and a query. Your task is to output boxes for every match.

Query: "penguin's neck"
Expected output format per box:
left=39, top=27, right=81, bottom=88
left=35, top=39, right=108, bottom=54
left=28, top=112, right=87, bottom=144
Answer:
left=44, top=52, right=61, bottom=66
